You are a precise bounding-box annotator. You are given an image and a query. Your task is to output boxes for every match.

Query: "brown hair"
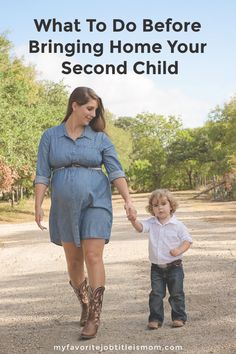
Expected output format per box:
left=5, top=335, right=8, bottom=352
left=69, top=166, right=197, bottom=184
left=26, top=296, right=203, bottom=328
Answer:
left=62, top=87, right=105, bottom=132
left=146, top=189, right=178, bottom=216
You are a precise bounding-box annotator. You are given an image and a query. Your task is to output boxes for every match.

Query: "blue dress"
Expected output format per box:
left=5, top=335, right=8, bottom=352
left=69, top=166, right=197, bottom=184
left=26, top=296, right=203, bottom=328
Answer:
left=35, top=123, right=125, bottom=247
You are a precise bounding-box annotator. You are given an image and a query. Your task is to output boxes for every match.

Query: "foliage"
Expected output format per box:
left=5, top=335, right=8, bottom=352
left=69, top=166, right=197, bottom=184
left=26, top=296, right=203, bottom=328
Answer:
left=207, top=96, right=236, bottom=166
left=0, top=157, right=16, bottom=192
left=117, top=113, right=183, bottom=191
left=1, top=33, right=236, bottom=201
left=167, top=128, right=213, bottom=188
left=127, top=159, right=153, bottom=192
left=0, top=34, right=68, bottom=200
left=0, top=34, right=133, bottom=201
left=105, top=111, right=132, bottom=172
left=116, top=100, right=236, bottom=195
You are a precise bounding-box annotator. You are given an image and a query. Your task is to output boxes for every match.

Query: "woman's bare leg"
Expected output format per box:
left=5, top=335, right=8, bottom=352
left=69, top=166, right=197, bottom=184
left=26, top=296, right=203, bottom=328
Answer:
left=81, top=239, right=105, bottom=289
left=62, top=242, right=85, bottom=287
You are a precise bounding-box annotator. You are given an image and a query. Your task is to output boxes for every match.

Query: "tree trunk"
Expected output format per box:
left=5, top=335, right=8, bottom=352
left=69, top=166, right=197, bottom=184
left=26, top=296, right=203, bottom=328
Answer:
left=187, top=170, right=193, bottom=189
left=20, top=186, right=24, bottom=199
left=11, top=190, right=15, bottom=207
left=15, top=188, right=19, bottom=203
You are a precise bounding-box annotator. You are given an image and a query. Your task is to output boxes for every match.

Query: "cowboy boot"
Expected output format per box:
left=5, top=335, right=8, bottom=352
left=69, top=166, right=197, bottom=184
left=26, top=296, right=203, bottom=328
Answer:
left=69, top=278, right=90, bottom=327
left=80, top=286, right=105, bottom=339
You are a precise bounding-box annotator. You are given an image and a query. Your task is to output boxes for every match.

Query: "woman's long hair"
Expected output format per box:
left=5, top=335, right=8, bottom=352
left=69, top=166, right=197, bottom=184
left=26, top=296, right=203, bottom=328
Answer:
left=62, top=87, right=105, bottom=132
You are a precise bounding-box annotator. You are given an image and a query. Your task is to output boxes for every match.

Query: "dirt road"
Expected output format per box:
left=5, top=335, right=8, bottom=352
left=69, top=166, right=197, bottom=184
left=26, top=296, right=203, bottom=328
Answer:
left=0, top=192, right=235, bottom=354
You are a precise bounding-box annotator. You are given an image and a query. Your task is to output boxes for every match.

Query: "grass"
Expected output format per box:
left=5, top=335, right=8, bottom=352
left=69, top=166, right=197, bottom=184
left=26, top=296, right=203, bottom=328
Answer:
left=0, top=198, right=50, bottom=224
left=0, top=190, right=228, bottom=224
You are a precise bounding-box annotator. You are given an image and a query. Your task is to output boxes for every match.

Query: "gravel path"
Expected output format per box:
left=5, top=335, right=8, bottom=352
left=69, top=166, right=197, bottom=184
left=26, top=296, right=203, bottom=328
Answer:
left=0, top=193, right=236, bottom=354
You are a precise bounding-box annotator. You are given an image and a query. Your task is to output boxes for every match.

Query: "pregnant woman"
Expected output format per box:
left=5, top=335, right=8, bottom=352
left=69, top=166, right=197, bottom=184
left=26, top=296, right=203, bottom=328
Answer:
left=34, top=87, right=136, bottom=339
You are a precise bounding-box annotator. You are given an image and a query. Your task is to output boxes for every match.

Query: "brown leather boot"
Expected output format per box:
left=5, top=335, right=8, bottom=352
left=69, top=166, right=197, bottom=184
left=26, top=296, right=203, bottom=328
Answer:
left=69, top=278, right=90, bottom=327
left=80, top=286, right=105, bottom=339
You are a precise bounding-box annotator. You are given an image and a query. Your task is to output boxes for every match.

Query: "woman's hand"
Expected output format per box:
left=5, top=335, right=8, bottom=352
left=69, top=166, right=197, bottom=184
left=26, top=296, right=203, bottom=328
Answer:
left=112, top=178, right=137, bottom=221
left=35, top=206, right=47, bottom=230
left=124, top=201, right=137, bottom=222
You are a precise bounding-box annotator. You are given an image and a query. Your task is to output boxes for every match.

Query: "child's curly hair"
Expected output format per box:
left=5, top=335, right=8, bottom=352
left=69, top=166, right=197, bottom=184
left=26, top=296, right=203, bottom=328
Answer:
left=146, top=189, right=178, bottom=216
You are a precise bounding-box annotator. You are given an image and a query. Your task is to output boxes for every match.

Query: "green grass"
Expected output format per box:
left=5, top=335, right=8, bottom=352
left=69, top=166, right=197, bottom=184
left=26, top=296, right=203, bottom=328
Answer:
left=0, top=198, right=50, bottom=223
left=0, top=190, right=199, bottom=224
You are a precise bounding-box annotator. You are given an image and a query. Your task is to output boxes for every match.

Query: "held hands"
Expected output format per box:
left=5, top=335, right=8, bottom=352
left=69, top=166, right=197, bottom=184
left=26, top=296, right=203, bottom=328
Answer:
left=35, top=207, right=47, bottom=231
left=170, top=248, right=181, bottom=257
left=124, top=202, right=143, bottom=232
left=124, top=201, right=137, bottom=222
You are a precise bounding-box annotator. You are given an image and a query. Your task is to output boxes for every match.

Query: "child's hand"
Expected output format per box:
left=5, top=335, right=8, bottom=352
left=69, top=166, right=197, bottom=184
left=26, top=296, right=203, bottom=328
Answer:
left=124, top=202, right=137, bottom=221
left=170, top=241, right=191, bottom=256
left=170, top=248, right=181, bottom=257
left=127, top=212, right=137, bottom=222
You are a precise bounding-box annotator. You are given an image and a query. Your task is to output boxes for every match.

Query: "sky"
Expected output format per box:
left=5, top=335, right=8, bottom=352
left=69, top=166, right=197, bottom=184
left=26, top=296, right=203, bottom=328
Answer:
left=1, top=0, right=235, bottom=127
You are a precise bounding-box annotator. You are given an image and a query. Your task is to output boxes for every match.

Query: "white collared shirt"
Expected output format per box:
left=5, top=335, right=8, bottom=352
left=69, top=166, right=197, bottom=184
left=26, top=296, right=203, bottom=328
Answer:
left=141, top=215, right=192, bottom=265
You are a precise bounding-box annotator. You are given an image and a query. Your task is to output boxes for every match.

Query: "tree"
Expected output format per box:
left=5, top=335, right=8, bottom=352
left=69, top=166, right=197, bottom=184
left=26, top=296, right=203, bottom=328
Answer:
left=116, top=113, right=182, bottom=191
left=0, top=157, right=15, bottom=192
left=0, top=34, right=68, bottom=199
left=167, top=128, right=214, bottom=188
left=207, top=96, right=236, bottom=161
left=105, top=112, right=132, bottom=172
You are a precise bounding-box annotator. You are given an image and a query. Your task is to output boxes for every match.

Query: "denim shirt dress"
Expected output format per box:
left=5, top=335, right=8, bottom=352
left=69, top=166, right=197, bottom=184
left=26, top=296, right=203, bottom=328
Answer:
left=35, top=123, right=125, bottom=247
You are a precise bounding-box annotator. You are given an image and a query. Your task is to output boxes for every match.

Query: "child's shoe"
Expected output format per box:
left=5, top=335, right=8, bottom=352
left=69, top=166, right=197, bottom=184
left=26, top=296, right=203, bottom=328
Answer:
left=148, top=321, right=161, bottom=330
left=172, top=320, right=185, bottom=328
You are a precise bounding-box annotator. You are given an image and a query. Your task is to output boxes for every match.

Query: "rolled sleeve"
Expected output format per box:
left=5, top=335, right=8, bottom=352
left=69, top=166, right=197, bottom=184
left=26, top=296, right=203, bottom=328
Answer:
left=35, top=130, right=52, bottom=186
left=178, top=223, right=193, bottom=243
left=101, top=134, right=126, bottom=183
left=34, top=175, right=50, bottom=186
left=108, top=170, right=126, bottom=182
left=140, top=219, right=151, bottom=233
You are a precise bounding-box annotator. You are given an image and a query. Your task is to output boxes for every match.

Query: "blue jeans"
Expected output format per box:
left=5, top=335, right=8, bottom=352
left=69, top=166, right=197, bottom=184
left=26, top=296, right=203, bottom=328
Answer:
left=149, top=263, right=187, bottom=324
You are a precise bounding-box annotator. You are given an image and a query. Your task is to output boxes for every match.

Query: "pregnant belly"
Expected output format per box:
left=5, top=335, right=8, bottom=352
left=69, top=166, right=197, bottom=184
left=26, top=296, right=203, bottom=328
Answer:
left=51, top=168, right=90, bottom=203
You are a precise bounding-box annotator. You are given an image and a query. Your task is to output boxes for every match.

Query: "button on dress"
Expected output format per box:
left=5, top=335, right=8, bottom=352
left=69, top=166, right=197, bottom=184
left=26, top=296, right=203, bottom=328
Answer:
left=35, top=123, right=125, bottom=247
